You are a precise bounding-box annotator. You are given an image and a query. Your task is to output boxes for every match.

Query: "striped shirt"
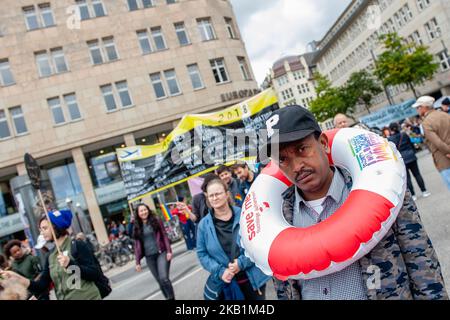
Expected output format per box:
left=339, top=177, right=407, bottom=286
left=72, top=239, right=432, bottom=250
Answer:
left=293, top=168, right=367, bottom=300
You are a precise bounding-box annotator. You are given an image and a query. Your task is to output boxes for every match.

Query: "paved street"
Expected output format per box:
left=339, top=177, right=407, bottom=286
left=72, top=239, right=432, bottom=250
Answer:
left=106, top=150, right=449, bottom=300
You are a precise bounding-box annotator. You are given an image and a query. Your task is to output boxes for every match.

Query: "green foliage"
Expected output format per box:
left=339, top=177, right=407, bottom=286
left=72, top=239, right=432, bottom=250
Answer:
left=374, top=32, right=439, bottom=98
left=310, top=73, right=355, bottom=122
left=346, top=70, right=383, bottom=114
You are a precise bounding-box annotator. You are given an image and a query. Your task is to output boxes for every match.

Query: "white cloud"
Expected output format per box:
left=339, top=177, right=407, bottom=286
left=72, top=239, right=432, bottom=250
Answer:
left=230, top=0, right=351, bottom=85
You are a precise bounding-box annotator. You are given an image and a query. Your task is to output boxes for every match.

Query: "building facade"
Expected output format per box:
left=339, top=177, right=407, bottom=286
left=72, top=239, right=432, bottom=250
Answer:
left=0, top=0, right=258, bottom=246
left=314, top=0, right=450, bottom=117
left=266, top=52, right=318, bottom=108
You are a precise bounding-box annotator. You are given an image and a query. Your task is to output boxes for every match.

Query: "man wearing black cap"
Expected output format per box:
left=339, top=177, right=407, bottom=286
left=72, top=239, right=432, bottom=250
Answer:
left=263, top=105, right=447, bottom=300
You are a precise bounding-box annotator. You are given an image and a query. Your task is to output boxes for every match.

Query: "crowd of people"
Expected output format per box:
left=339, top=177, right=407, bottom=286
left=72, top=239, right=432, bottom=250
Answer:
left=1, top=96, right=449, bottom=301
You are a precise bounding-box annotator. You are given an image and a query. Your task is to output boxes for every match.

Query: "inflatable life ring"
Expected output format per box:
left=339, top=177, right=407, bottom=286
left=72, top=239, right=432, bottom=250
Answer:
left=240, top=128, right=407, bottom=280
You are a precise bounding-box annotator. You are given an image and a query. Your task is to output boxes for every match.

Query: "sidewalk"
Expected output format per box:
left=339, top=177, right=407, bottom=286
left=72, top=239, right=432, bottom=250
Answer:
left=105, top=239, right=187, bottom=281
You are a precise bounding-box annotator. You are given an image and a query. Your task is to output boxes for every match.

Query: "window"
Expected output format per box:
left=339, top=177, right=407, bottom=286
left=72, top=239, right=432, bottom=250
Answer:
left=10, top=106, right=28, bottom=135
left=51, top=48, right=69, bottom=73
left=127, top=0, right=153, bottom=11
left=164, top=69, right=181, bottom=96
left=425, top=18, right=441, bottom=41
left=92, top=0, right=106, bottom=17
left=197, top=18, right=216, bottom=41
left=48, top=163, right=83, bottom=201
left=35, top=52, right=52, bottom=77
left=210, top=58, right=229, bottom=83
left=103, top=37, right=118, bottom=61
left=100, top=81, right=132, bottom=111
left=64, top=94, right=82, bottom=120
left=277, top=75, right=289, bottom=86
left=39, top=3, right=55, bottom=27
left=75, top=0, right=106, bottom=20
left=387, top=18, right=396, bottom=32
left=174, top=22, right=190, bottom=46
left=0, top=59, right=15, bottom=86
left=401, top=5, right=413, bottom=23
left=293, top=71, right=304, bottom=80
left=281, top=88, right=294, bottom=100
left=409, top=30, right=423, bottom=45
left=35, top=48, right=69, bottom=77
left=88, top=37, right=118, bottom=64
left=166, top=0, right=177, bottom=3
left=100, top=84, right=116, bottom=111
left=437, top=51, right=450, bottom=71
left=394, top=13, right=403, bottom=28
left=187, top=64, right=204, bottom=90
left=224, top=17, right=237, bottom=39
left=237, top=57, right=251, bottom=80
left=137, top=30, right=152, bottom=54
left=76, top=0, right=90, bottom=20
left=0, top=110, right=11, bottom=139
left=48, top=97, right=66, bottom=124
left=416, top=0, right=431, bottom=11
left=115, top=81, right=133, bottom=107
left=151, top=27, right=167, bottom=50
left=23, top=3, right=55, bottom=30
left=150, top=73, right=166, bottom=99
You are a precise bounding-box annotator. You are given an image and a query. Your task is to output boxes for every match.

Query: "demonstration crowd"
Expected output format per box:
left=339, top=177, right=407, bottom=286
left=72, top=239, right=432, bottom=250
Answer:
left=1, top=96, right=449, bottom=300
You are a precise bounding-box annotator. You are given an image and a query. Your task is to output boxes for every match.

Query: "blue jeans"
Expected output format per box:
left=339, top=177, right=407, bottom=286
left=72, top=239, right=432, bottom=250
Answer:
left=180, top=219, right=196, bottom=250
left=440, top=168, right=450, bottom=190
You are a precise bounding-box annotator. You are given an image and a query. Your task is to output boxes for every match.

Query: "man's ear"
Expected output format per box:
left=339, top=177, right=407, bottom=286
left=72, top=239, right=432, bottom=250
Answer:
left=319, top=133, right=330, bottom=153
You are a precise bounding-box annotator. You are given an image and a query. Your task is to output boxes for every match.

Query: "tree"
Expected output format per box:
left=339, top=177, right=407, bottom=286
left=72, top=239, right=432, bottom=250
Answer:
left=346, top=70, right=383, bottom=114
left=309, top=73, right=356, bottom=122
left=374, top=32, right=439, bottom=98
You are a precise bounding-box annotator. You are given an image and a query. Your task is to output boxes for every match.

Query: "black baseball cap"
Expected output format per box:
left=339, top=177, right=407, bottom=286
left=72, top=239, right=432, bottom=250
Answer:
left=442, top=97, right=450, bottom=106
left=259, top=105, right=322, bottom=160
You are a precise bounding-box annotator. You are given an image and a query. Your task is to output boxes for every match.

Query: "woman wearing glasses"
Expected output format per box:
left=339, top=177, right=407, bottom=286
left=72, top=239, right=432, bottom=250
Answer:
left=196, top=177, right=270, bottom=300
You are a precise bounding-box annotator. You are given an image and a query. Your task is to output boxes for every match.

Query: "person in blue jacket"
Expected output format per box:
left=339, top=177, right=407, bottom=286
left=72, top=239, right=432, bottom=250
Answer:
left=196, top=177, right=270, bottom=300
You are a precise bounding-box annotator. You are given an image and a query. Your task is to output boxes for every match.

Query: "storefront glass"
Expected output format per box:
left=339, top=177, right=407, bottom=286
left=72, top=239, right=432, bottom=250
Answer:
left=0, top=180, right=18, bottom=217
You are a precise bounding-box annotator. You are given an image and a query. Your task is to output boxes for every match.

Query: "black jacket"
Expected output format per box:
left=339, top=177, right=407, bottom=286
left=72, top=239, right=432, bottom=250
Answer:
left=192, top=193, right=208, bottom=223
left=388, top=132, right=417, bottom=164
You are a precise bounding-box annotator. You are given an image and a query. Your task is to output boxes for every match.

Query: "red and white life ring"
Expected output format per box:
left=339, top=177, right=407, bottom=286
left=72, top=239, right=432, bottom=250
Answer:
left=240, top=128, right=407, bottom=280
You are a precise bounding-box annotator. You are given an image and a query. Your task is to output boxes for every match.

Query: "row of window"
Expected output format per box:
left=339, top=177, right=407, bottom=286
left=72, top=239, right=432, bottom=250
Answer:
left=280, top=96, right=314, bottom=108
left=276, top=70, right=308, bottom=87
left=0, top=56, right=252, bottom=139
left=280, top=85, right=313, bottom=99
left=0, top=15, right=240, bottom=86
left=21, top=0, right=185, bottom=31
left=327, top=15, right=444, bottom=83
left=322, top=0, right=435, bottom=68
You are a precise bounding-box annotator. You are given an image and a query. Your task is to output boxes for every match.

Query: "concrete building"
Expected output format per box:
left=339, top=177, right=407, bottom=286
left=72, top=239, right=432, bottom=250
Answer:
left=266, top=52, right=318, bottom=108
left=0, top=0, right=258, bottom=246
left=313, top=0, right=450, bottom=118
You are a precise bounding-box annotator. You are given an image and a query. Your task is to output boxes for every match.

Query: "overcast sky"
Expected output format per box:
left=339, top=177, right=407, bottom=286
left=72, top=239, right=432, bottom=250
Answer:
left=229, top=0, right=352, bottom=85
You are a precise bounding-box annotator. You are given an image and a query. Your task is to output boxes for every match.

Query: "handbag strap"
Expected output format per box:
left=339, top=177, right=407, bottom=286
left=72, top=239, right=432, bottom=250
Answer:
left=396, top=133, right=403, bottom=149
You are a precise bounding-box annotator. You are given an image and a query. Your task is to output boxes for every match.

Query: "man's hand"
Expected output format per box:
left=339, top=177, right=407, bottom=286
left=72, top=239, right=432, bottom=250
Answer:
left=228, top=259, right=240, bottom=274
left=135, top=264, right=142, bottom=272
left=221, top=268, right=234, bottom=283
left=166, top=253, right=173, bottom=261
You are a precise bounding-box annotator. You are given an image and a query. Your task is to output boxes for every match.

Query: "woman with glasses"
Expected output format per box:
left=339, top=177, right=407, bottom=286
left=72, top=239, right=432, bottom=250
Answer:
left=196, top=178, right=270, bottom=300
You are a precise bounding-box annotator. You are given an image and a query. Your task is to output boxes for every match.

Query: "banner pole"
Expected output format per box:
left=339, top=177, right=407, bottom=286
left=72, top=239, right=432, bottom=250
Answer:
left=37, top=190, right=62, bottom=255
